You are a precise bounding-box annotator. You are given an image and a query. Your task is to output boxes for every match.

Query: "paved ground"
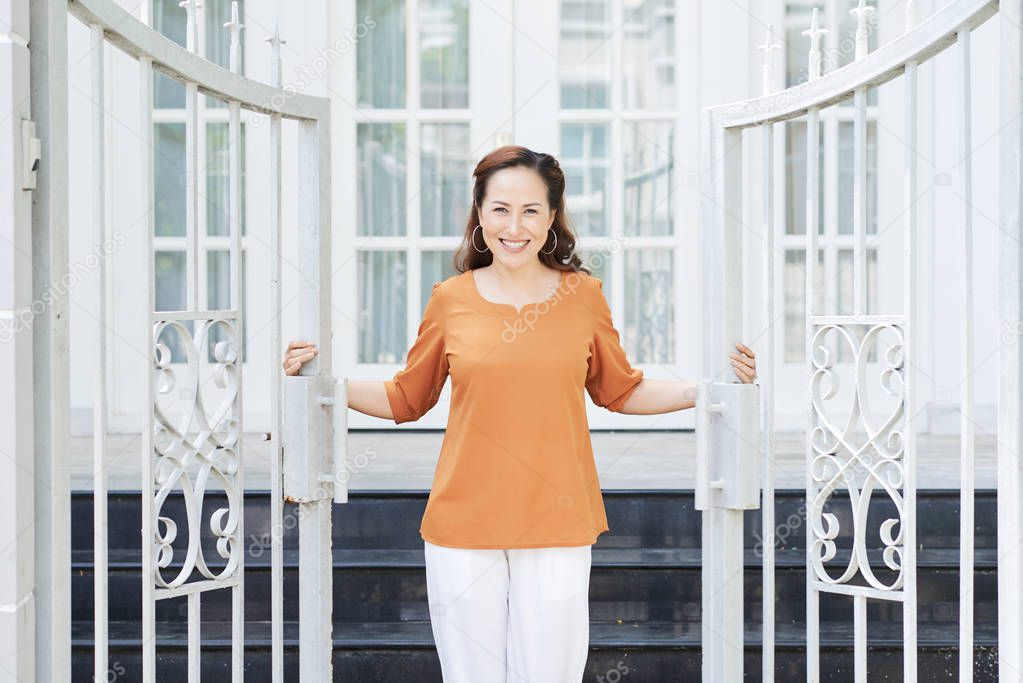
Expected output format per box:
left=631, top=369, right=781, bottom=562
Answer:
left=71, top=430, right=997, bottom=491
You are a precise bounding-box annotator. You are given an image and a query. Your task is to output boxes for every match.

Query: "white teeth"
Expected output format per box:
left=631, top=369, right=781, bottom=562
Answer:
left=501, top=239, right=528, bottom=247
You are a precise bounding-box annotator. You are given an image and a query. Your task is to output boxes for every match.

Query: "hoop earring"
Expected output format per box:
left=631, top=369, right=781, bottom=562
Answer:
left=471, top=224, right=489, bottom=253
left=540, top=228, right=557, bottom=255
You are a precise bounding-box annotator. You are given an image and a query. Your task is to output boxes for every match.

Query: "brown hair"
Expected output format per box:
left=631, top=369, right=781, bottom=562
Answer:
left=454, top=145, right=589, bottom=274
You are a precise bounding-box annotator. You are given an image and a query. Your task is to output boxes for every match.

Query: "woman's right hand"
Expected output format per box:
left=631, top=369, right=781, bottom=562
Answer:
left=283, top=340, right=318, bottom=376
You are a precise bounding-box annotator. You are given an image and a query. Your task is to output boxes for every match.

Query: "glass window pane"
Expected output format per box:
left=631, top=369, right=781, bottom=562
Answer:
left=785, top=120, right=824, bottom=235
left=155, top=250, right=192, bottom=363
left=784, top=248, right=825, bottom=363
left=559, top=0, right=611, bottom=109
left=623, top=122, right=674, bottom=236
left=577, top=248, right=610, bottom=290
left=153, top=0, right=185, bottom=108
left=622, top=0, right=675, bottom=109
left=420, top=0, right=468, bottom=108
left=836, top=248, right=878, bottom=315
left=359, top=251, right=407, bottom=363
left=421, top=250, right=458, bottom=312
left=207, top=250, right=248, bottom=363
left=784, top=1, right=814, bottom=89
left=421, top=123, right=471, bottom=236
left=205, top=0, right=245, bottom=108
left=358, top=123, right=407, bottom=236
left=156, top=251, right=186, bottom=312
left=206, top=122, right=246, bottom=237
left=624, top=249, right=673, bottom=364
left=155, top=123, right=186, bottom=237
left=358, top=0, right=406, bottom=108
left=838, top=120, right=878, bottom=235
left=561, top=123, right=610, bottom=236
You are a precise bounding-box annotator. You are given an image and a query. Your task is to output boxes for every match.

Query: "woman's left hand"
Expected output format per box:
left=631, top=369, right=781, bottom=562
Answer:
left=730, top=342, right=757, bottom=383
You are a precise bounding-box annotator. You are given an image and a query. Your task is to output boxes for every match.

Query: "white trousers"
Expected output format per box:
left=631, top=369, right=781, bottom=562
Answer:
left=423, top=539, right=593, bottom=683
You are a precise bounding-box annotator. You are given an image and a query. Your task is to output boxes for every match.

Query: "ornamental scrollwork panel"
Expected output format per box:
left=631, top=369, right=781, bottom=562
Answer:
left=808, top=322, right=906, bottom=593
left=150, top=316, right=243, bottom=589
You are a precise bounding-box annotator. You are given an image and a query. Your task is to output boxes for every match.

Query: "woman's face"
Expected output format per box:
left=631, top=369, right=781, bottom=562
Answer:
left=477, top=166, right=556, bottom=267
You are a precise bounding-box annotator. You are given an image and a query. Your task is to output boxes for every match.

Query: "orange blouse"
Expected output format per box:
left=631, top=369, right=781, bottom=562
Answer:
left=383, top=268, right=644, bottom=549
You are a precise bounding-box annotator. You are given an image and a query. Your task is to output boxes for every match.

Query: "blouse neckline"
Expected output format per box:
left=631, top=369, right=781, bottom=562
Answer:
left=465, top=268, right=569, bottom=317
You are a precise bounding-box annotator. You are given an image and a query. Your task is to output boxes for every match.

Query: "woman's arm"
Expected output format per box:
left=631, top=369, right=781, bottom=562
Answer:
left=616, top=378, right=700, bottom=415
left=615, top=342, right=758, bottom=415
left=283, top=341, right=397, bottom=420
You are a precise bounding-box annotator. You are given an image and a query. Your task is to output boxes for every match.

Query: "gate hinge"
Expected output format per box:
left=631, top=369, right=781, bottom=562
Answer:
left=21, top=120, right=40, bottom=191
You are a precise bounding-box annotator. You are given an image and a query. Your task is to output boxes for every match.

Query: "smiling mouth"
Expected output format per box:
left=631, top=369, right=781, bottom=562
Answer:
left=499, top=238, right=530, bottom=249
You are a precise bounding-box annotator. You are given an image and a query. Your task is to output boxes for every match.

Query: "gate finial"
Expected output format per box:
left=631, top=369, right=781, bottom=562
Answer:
left=802, top=8, right=828, bottom=82
left=756, top=24, right=781, bottom=96
left=265, top=21, right=287, bottom=89
left=178, top=0, right=201, bottom=53
left=849, top=0, right=876, bottom=60
left=224, top=1, right=244, bottom=75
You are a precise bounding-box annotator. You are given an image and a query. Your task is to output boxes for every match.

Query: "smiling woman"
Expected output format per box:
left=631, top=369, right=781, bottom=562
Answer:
left=283, top=144, right=756, bottom=681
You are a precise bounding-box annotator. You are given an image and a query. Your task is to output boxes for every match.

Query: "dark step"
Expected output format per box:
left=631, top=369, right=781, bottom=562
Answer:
left=72, top=547, right=998, bottom=626
left=71, top=489, right=998, bottom=681
left=70, top=489, right=999, bottom=554
left=70, top=620, right=999, bottom=682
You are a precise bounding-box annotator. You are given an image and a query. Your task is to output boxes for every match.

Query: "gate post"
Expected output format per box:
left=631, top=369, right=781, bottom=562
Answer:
left=2, top=0, right=42, bottom=679
left=27, top=0, right=71, bottom=680
left=699, top=110, right=761, bottom=680
left=999, top=0, right=1023, bottom=677
left=285, top=114, right=336, bottom=681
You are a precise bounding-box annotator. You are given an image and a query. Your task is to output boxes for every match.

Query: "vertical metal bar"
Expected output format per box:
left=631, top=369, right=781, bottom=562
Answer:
left=756, top=27, right=780, bottom=681
left=188, top=592, right=201, bottom=682
left=183, top=0, right=199, bottom=311
left=140, top=50, right=157, bottom=683
left=760, top=119, right=776, bottom=683
left=903, top=56, right=920, bottom=683
left=29, top=0, right=71, bottom=678
left=700, top=111, right=745, bottom=682
left=609, top=0, right=625, bottom=318
left=805, top=106, right=821, bottom=683
left=89, top=21, right=109, bottom=683
left=956, top=27, right=975, bottom=683
left=266, top=23, right=286, bottom=683
left=297, top=115, right=334, bottom=682
left=852, top=85, right=867, bottom=316
left=850, top=0, right=873, bottom=319
left=406, top=0, right=421, bottom=340
left=226, top=2, right=245, bottom=678
left=999, top=0, right=1023, bottom=676
left=901, top=12, right=920, bottom=683
left=855, top=594, right=867, bottom=682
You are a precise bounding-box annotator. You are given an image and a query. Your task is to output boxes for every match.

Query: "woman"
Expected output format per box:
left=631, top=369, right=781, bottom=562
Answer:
left=283, top=146, right=757, bottom=682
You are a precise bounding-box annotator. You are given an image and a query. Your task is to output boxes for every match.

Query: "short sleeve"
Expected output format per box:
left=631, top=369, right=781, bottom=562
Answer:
left=383, top=282, right=449, bottom=424
left=585, top=278, right=644, bottom=412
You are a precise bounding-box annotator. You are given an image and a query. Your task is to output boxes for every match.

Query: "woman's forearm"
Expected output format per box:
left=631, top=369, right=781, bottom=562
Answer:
left=346, top=379, right=395, bottom=420
left=616, top=378, right=699, bottom=415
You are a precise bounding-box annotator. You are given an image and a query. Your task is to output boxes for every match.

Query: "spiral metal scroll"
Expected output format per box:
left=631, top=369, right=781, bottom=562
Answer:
left=149, top=316, right=243, bottom=589
left=808, top=322, right=906, bottom=592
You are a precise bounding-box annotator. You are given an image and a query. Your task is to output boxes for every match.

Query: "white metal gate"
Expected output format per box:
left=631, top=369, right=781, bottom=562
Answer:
left=697, top=0, right=1020, bottom=680
left=29, top=0, right=337, bottom=679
